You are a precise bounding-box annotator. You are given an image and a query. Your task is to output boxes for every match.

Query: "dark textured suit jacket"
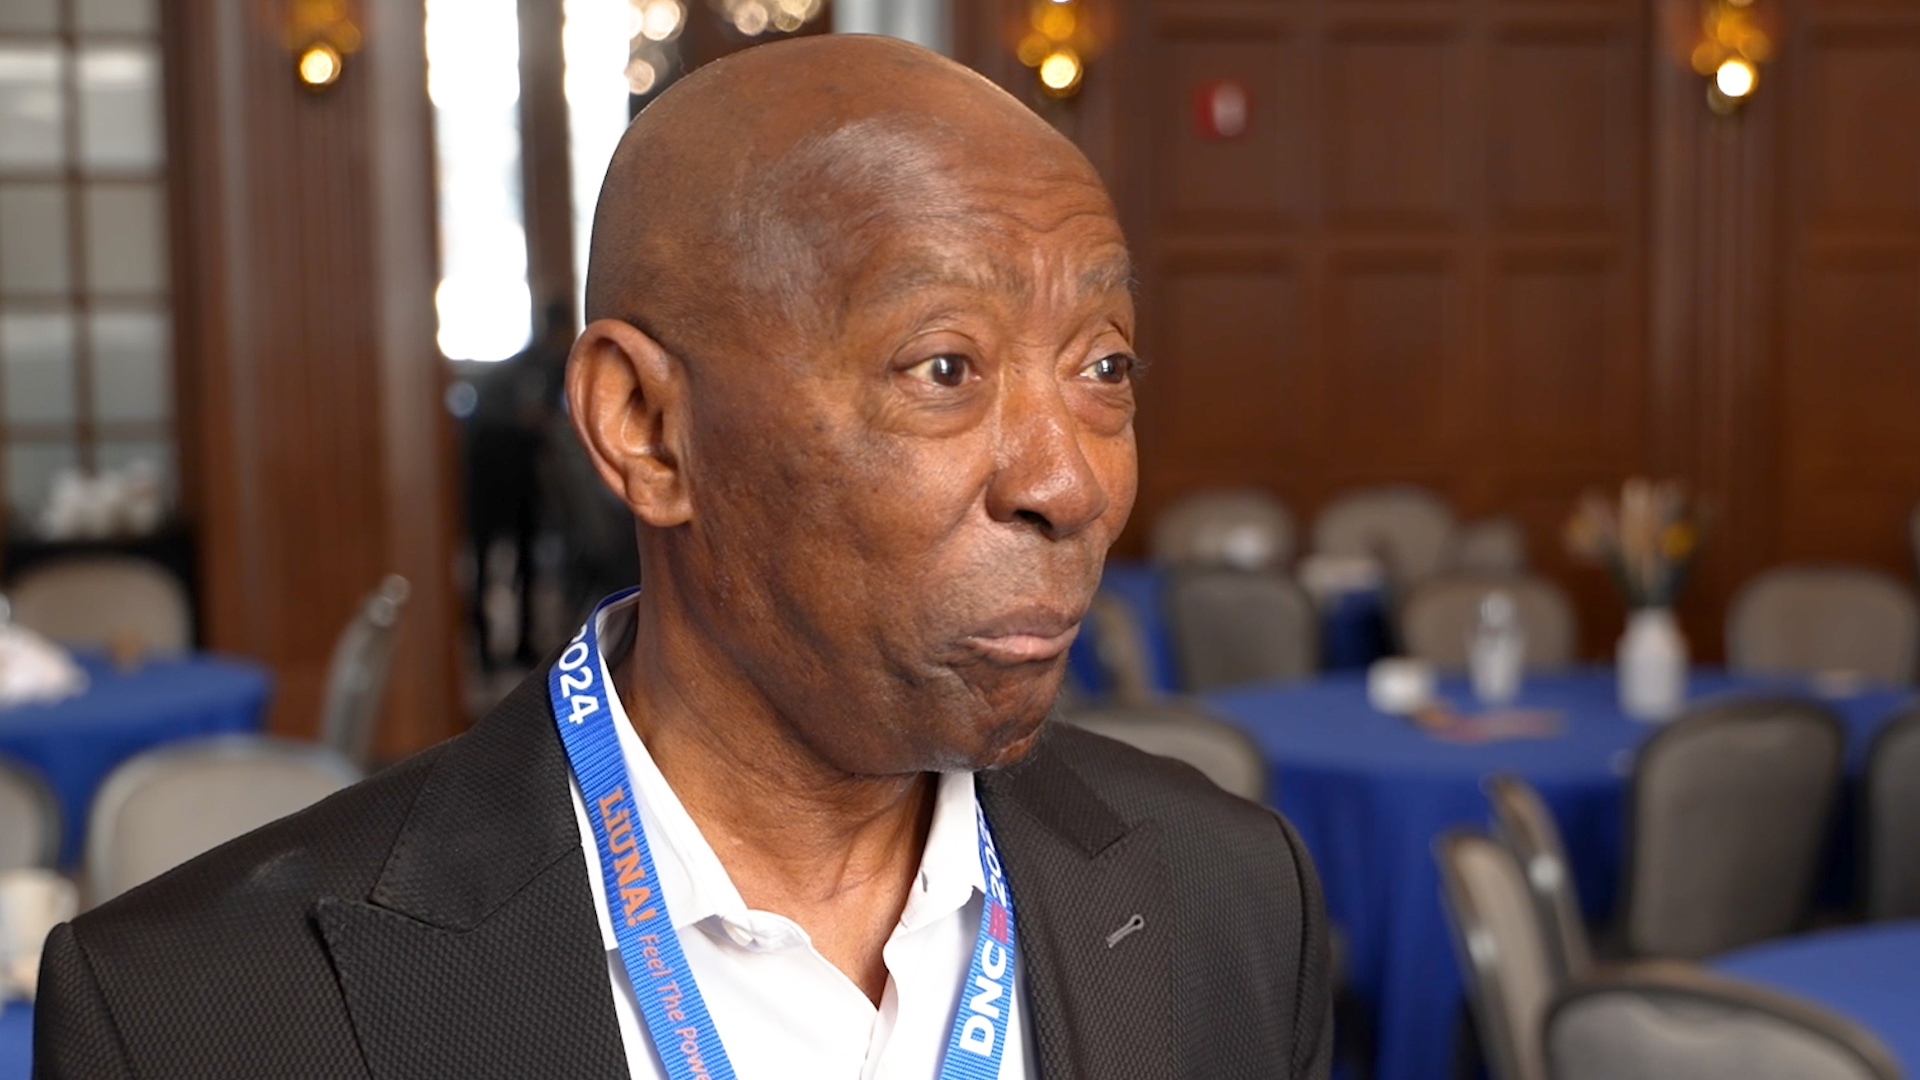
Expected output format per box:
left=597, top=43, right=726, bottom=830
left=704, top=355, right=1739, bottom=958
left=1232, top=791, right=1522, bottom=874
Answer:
left=35, top=664, right=1333, bottom=1079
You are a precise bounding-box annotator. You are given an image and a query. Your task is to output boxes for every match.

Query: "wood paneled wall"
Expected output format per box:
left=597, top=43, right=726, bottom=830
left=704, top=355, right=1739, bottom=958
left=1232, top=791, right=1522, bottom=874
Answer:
left=1771, top=2, right=1920, bottom=570
left=163, top=0, right=460, bottom=753
left=960, top=0, right=1920, bottom=659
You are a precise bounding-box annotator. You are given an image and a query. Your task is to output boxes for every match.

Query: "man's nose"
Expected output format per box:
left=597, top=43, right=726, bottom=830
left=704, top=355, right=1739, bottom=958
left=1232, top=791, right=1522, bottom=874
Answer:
left=984, top=377, right=1110, bottom=540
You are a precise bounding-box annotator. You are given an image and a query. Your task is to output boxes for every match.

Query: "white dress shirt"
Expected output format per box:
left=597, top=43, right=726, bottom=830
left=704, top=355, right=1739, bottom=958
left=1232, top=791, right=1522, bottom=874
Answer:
left=567, top=599, right=1036, bottom=1080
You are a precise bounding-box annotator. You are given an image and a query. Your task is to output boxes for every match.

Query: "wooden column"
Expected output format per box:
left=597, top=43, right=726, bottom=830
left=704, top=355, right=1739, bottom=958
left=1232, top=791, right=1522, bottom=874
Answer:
left=162, top=0, right=461, bottom=755
left=1647, top=0, right=1783, bottom=655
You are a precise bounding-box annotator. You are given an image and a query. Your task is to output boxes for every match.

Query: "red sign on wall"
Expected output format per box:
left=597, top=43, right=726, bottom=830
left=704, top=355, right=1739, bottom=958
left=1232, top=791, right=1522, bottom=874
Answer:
left=1193, top=79, right=1251, bottom=140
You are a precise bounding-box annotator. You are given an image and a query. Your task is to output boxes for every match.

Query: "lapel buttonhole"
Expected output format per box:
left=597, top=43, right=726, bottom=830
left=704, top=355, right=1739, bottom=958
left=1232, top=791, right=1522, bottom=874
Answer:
left=1104, top=913, right=1146, bottom=948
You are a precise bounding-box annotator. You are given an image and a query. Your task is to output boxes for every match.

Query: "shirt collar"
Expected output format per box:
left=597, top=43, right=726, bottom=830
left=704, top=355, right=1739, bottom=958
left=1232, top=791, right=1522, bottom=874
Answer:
left=575, top=595, right=986, bottom=952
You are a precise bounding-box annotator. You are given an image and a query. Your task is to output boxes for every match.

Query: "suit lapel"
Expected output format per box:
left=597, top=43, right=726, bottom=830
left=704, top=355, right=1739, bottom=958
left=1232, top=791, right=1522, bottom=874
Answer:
left=981, top=725, right=1175, bottom=1080
left=314, top=669, right=629, bottom=1080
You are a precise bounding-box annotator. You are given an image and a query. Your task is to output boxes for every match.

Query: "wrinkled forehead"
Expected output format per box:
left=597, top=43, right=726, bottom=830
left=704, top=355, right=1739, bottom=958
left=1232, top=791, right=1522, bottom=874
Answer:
left=728, top=115, right=1129, bottom=329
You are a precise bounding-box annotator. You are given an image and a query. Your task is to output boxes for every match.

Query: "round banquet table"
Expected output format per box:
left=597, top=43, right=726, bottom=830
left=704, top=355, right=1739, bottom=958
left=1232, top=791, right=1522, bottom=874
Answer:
left=1203, top=669, right=1912, bottom=1080
left=1714, top=922, right=1920, bottom=1073
left=0, top=654, right=272, bottom=865
left=0, top=1004, right=26, bottom=1080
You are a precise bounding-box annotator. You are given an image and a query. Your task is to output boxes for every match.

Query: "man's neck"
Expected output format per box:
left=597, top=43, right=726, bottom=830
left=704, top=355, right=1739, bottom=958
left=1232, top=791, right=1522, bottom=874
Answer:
left=612, top=638, right=935, bottom=1004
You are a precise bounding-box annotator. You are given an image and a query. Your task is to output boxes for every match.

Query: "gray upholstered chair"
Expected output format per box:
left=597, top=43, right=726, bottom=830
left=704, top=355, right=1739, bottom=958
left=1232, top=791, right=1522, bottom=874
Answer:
left=1150, top=488, right=1295, bottom=571
left=1486, top=774, right=1592, bottom=983
left=316, top=574, right=411, bottom=769
left=1399, top=574, right=1578, bottom=672
left=1084, top=590, right=1157, bottom=706
left=1910, top=502, right=1920, bottom=584
left=1436, top=830, right=1560, bottom=1080
left=1546, top=961, right=1902, bottom=1080
left=1063, top=702, right=1266, bottom=802
left=9, top=555, right=192, bottom=655
left=0, top=755, right=59, bottom=870
left=1164, top=567, right=1318, bottom=692
left=1863, top=706, right=1920, bottom=921
left=1727, top=565, right=1920, bottom=686
left=1310, top=484, right=1457, bottom=587
left=1449, top=516, right=1530, bottom=575
left=1622, top=697, right=1844, bottom=960
left=86, top=735, right=361, bottom=904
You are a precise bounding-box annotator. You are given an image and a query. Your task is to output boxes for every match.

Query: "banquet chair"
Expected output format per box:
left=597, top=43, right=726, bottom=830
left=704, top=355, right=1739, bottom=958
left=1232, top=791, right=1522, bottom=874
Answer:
left=1436, top=830, right=1560, bottom=1080
left=0, top=754, right=58, bottom=870
left=316, top=574, right=411, bottom=770
left=8, top=555, right=191, bottom=656
left=1310, top=485, right=1457, bottom=588
left=1486, top=775, right=1592, bottom=982
left=1622, top=697, right=1844, bottom=960
left=1727, top=565, right=1919, bottom=686
left=1063, top=701, right=1266, bottom=801
left=1399, top=574, right=1578, bottom=672
left=1863, top=706, right=1920, bottom=921
left=1910, top=502, right=1920, bottom=584
left=86, top=735, right=361, bottom=904
left=1164, top=567, right=1318, bottom=692
left=1448, top=516, right=1529, bottom=575
left=1150, top=488, right=1295, bottom=571
left=1545, top=962, right=1901, bottom=1080
left=1085, top=590, right=1157, bottom=706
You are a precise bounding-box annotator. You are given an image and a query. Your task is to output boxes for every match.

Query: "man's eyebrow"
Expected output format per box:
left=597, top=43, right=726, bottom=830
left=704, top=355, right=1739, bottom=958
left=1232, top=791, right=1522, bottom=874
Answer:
left=1079, top=254, right=1136, bottom=297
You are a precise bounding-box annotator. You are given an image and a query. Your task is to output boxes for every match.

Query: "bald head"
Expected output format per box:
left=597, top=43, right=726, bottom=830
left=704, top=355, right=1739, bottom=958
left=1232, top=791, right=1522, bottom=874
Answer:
left=584, top=35, right=1114, bottom=359
left=567, top=35, right=1138, bottom=776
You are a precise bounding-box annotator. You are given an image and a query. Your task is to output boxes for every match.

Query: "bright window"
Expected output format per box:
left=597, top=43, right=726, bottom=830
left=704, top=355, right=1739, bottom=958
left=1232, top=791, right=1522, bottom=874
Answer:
left=0, top=0, right=176, bottom=525
left=424, top=0, right=531, bottom=362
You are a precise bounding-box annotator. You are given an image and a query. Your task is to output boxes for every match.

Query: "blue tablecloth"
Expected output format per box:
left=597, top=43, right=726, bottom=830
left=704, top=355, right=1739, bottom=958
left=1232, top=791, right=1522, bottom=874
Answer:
left=0, top=654, right=272, bottom=864
left=1715, top=923, right=1920, bottom=1072
left=1204, top=669, right=1911, bottom=1080
left=0, top=1003, right=27, bottom=1080
left=1067, top=560, right=1390, bottom=696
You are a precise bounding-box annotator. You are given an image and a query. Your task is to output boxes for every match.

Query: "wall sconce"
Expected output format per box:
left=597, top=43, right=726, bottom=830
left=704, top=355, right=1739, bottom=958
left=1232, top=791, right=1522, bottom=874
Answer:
left=1016, top=0, right=1106, bottom=100
left=1691, top=0, right=1770, bottom=115
left=286, top=0, right=362, bottom=90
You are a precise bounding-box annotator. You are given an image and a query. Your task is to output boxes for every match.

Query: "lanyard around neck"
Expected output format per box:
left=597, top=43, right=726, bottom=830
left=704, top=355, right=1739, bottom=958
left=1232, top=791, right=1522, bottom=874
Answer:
left=550, top=590, right=1019, bottom=1080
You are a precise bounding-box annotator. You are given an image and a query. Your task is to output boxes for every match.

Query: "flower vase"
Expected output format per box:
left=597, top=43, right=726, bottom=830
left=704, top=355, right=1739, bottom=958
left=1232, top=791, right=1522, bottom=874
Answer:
left=1618, top=607, right=1687, bottom=721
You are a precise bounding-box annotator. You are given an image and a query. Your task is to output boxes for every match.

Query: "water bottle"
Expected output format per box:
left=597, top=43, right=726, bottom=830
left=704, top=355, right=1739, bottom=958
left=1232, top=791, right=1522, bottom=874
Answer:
left=1470, top=590, right=1525, bottom=706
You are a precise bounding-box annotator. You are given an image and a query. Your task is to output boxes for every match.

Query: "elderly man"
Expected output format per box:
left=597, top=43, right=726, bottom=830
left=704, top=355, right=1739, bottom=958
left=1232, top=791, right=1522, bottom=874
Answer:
left=35, top=36, right=1330, bottom=1080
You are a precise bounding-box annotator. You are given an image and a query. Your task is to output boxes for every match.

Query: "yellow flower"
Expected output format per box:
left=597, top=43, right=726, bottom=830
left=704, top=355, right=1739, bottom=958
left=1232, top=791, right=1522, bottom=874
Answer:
left=1661, top=522, right=1695, bottom=560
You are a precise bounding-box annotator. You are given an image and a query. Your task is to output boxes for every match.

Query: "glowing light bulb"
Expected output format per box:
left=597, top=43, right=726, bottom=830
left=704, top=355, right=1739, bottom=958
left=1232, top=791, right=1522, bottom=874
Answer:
left=625, top=57, right=658, bottom=95
left=639, top=0, right=682, bottom=41
left=732, top=3, right=768, bottom=34
left=297, top=42, right=342, bottom=87
left=1715, top=57, right=1757, bottom=99
left=1038, top=49, right=1082, bottom=96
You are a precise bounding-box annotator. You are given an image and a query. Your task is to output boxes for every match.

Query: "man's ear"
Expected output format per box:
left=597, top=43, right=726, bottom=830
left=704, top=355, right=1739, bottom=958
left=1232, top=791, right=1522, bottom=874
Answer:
left=565, top=318, right=692, bottom=528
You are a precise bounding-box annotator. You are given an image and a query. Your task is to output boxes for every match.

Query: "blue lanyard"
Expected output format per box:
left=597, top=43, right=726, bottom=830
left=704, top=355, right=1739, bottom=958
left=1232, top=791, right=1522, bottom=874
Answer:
left=550, top=590, right=1019, bottom=1080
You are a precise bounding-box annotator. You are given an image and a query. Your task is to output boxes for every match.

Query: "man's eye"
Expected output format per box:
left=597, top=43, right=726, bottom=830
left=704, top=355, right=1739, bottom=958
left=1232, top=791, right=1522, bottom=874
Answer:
left=906, top=354, right=971, bottom=387
left=1083, top=353, right=1136, bottom=384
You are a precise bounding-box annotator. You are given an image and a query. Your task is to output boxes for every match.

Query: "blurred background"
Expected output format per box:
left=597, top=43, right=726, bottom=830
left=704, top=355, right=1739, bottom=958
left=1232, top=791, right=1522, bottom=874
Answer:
left=0, top=0, right=1918, bottom=1077
left=3, top=0, right=1914, bottom=753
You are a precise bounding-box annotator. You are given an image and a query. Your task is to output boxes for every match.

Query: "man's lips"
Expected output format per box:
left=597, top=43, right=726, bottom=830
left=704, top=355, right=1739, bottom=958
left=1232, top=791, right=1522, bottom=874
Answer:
left=961, top=610, right=1083, bottom=665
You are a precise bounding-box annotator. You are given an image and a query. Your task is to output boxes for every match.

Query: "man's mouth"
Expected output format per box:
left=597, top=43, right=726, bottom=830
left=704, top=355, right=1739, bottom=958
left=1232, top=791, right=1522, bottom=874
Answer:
left=960, top=608, right=1082, bottom=665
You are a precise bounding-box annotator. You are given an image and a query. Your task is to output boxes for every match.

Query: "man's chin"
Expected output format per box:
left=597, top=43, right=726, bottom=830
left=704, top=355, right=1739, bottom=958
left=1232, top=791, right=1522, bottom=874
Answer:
left=967, top=712, right=1049, bottom=770
left=955, top=677, right=1060, bottom=769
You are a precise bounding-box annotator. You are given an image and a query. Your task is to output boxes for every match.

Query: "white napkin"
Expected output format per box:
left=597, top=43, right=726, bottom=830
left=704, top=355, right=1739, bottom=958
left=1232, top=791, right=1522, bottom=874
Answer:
left=1297, top=552, right=1387, bottom=608
left=0, top=623, right=88, bottom=708
left=0, top=869, right=77, bottom=1001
